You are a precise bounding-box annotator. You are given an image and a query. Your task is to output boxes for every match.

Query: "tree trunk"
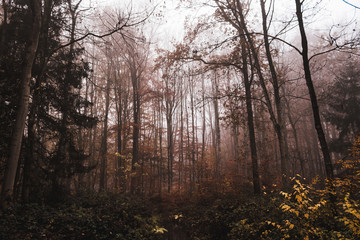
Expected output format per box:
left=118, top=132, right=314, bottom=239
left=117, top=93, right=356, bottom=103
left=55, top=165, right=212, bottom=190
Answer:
left=1, top=0, right=41, bottom=209
left=130, top=54, right=141, bottom=194
left=179, top=79, right=184, bottom=193
left=165, top=79, right=175, bottom=193
left=0, top=0, right=8, bottom=55
left=241, top=40, right=261, bottom=195
left=295, top=0, right=334, bottom=179
left=212, top=71, right=222, bottom=185
left=201, top=76, right=206, bottom=183
left=99, top=60, right=111, bottom=192
left=158, top=100, right=163, bottom=195
left=260, top=0, right=289, bottom=187
left=189, top=74, right=197, bottom=192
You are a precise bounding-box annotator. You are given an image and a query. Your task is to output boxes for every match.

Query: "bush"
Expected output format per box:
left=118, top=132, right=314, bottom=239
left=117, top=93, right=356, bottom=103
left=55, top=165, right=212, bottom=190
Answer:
left=171, top=137, right=360, bottom=239
left=0, top=193, right=167, bottom=240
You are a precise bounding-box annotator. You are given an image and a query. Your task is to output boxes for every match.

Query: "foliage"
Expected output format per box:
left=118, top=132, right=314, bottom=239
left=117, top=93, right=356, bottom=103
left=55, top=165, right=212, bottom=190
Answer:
left=169, top=193, right=282, bottom=240
left=168, top=137, right=360, bottom=240
left=0, top=193, right=166, bottom=240
left=324, top=60, right=360, bottom=154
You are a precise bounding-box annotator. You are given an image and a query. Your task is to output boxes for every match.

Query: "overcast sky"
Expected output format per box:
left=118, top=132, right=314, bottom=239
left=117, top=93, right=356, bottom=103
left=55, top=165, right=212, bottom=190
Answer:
left=80, top=0, right=359, bottom=50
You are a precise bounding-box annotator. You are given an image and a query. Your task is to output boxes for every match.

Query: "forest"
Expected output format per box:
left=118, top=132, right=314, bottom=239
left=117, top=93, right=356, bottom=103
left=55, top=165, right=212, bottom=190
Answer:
left=0, top=0, right=359, bottom=239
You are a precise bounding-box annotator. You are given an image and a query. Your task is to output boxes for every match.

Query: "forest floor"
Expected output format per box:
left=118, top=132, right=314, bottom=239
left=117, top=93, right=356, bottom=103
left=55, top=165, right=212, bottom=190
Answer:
left=1, top=178, right=360, bottom=240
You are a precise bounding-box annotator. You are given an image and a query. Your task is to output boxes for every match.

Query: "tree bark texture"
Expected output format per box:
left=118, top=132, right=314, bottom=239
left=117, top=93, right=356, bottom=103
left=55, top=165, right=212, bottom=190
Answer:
left=1, top=0, right=41, bottom=209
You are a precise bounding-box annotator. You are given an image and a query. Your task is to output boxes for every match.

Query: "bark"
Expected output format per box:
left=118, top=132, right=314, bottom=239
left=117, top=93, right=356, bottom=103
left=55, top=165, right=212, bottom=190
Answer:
left=179, top=79, right=184, bottom=192
left=241, top=40, right=261, bottom=195
left=165, top=76, right=175, bottom=193
left=89, top=70, right=98, bottom=192
left=295, top=0, right=334, bottom=179
left=284, top=96, right=305, bottom=177
left=189, top=74, right=197, bottom=191
left=158, top=100, right=163, bottom=195
left=186, top=97, right=191, bottom=190
left=166, top=106, right=173, bottom=193
left=99, top=60, right=111, bottom=191
left=115, top=68, right=124, bottom=192
left=0, top=0, right=8, bottom=55
left=201, top=76, right=206, bottom=182
left=235, top=0, right=286, bottom=187
left=1, top=0, right=41, bottom=209
left=216, top=0, right=288, bottom=188
left=212, top=71, right=222, bottom=183
left=259, top=0, right=288, bottom=186
left=22, top=0, right=54, bottom=202
left=130, top=53, right=141, bottom=194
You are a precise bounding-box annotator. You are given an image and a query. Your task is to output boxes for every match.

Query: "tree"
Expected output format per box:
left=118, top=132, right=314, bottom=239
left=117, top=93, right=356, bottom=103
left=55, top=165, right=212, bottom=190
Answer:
left=324, top=59, right=360, bottom=154
left=120, top=36, right=149, bottom=194
left=211, top=70, right=222, bottom=185
left=241, top=43, right=261, bottom=194
left=99, top=46, right=112, bottom=192
left=1, top=0, right=41, bottom=209
left=215, top=0, right=289, bottom=188
left=259, top=0, right=289, bottom=186
left=295, top=0, right=334, bottom=179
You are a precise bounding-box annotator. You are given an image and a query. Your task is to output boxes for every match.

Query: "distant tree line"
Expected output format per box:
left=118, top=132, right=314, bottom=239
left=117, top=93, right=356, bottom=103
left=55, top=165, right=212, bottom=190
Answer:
left=0, top=0, right=359, bottom=208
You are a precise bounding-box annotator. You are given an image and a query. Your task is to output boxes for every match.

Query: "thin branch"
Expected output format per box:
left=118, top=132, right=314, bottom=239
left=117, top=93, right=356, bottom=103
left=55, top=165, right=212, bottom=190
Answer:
left=342, top=0, right=360, bottom=9
left=50, top=7, right=154, bottom=56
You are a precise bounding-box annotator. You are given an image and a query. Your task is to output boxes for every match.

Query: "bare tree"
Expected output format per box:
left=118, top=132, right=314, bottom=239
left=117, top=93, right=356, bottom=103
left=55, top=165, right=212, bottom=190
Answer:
left=294, top=0, right=334, bottom=179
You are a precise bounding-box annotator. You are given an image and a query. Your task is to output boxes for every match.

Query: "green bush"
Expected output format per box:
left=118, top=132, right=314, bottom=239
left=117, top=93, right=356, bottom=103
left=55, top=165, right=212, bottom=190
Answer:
left=0, top=193, right=166, bottom=240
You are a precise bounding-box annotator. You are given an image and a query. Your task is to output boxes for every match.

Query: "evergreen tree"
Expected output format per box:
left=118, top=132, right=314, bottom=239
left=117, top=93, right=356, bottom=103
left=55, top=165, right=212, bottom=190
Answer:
left=324, top=60, right=360, bottom=153
left=1, top=1, right=97, bottom=203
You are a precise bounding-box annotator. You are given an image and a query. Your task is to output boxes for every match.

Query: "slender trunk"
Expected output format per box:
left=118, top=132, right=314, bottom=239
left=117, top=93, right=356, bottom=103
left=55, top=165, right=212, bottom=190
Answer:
left=212, top=71, right=222, bottom=184
left=179, top=81, right=184, bottom=192
left=152, top=107, right=157, bottom=194
left=284, top=96, right=305, bottom=177
left=189, top=75, right=197, bottom=191
left=186, top=98, right=191, bottom=191
left=89, top=80, right=98, bottom=192
left=99, top=62, right=111, bottom=191
left=130, top=56, right=141, bottom=194
left=260, top=0, right=288, bottom=186
left=295, top=0, right=333, bottom=179
left=241, top=40, right=261, bottom=194
left=1, top=0, right=41, bottom=209
left=114, top=72, right=123, bottom=192
left=166, top=111, right=173, bottom=193
left=201, top=76, right=206, bottom=183
left=158, top=100, right=163, bottom=195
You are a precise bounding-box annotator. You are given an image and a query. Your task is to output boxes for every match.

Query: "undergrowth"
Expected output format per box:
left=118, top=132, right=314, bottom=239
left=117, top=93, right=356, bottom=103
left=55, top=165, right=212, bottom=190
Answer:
left=2, top=137, right=359, bottom=240
left=0, top=193, right=167, bottom=240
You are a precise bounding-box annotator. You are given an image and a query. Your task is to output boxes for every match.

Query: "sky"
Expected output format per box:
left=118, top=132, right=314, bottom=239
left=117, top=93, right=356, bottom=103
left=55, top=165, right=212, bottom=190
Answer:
left=79, top=0, right=360, bottom=50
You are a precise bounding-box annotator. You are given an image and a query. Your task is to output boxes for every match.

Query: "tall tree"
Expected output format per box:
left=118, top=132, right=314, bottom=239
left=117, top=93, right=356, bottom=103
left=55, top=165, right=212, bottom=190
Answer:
left=99, top=47, right=112, bottom=191
left=212, top=70, right=222, bottom=184
left=1, top=0, right=41, bottom=209
left=259, top=0, right=289, bottom=185
left=215, top=0, right=289, bottom=187
left=241, top=42, right=261, bottom=194
left=295, top=0, right=334, bottom=179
